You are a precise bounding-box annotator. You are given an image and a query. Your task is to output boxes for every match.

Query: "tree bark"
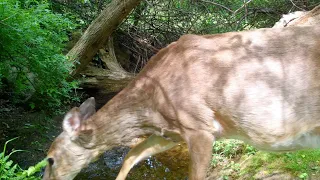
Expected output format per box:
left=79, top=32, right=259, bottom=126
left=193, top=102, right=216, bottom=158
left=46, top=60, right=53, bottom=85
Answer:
left=68, top=0, right=142, bottom=76
left=79, top=36, right=134, bottom=94
left=79, top=37, right=134, bottom=102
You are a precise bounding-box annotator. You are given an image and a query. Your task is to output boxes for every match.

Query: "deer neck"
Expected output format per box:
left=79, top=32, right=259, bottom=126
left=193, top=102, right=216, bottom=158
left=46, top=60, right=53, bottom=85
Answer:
left=88, top=80, right=156, bottom=151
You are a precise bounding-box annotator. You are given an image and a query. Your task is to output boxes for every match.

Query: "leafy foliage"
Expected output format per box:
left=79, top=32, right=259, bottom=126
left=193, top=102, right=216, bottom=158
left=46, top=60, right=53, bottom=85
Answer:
left=0, top=138, right=46, bottom=179
left=0, top=0, right=77, bottom=111
left=51, top=0, right=112, bottom=28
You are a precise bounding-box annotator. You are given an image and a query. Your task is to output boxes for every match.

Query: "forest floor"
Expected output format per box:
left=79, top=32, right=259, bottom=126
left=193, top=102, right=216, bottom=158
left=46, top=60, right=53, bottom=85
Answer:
left=1, top=102, right=320, bottom=180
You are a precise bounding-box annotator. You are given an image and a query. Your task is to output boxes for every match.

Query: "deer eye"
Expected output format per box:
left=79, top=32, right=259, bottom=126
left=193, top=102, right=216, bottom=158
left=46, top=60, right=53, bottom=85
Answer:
left=47, top=158, right=54, bottom=166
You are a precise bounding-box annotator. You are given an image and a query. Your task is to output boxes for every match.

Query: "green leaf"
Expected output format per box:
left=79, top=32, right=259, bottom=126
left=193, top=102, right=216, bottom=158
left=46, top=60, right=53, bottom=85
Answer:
left=29, top=103, right=35, bottom=110
left=5, top=160, right=13, bottom=169
left=26, top=166, right=36, bottom=176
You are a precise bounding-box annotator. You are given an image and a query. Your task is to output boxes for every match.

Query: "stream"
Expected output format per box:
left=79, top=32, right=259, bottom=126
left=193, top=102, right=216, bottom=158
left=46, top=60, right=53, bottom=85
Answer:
left=0, top=100, right=189, bottom=180
left=76, top=145, right=189, bottom=180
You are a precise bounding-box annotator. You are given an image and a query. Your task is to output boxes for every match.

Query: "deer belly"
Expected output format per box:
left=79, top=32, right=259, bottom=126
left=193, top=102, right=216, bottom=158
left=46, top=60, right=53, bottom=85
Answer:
left=225, top=128, right=320, bottom=152
left=212, top=113, right=320, bottom=151
left=268, top=132, right=320, bottom=151
left=238, top=131, right=320, bottom=152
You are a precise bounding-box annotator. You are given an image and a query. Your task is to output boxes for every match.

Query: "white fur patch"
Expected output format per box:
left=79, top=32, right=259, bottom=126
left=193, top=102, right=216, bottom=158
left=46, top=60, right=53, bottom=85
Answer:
left=213, top=119, right=223, bottom=133
left=63, top=112, right=80, bottom=133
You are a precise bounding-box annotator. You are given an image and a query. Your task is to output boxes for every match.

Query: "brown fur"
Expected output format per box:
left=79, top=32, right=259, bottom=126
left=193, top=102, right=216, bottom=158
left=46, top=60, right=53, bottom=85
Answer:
left=288, top=5, right=320, bottom=26
left=44, top=26, right=320, bottom=180
left=274, top=5, right=320, bottom=27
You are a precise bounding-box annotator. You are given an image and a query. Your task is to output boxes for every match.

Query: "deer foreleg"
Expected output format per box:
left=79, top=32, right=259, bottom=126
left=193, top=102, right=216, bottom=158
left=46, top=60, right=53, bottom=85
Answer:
left=185, top=131, right=214, bottom=180
left=115, top=134, right=178, bottom=180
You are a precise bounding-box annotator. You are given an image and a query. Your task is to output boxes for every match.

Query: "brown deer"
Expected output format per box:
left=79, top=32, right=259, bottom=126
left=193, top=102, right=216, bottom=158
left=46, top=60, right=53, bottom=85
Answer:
left=273, top=5, right=320, bottom=28
left=43, top=26, right=320, bottom=180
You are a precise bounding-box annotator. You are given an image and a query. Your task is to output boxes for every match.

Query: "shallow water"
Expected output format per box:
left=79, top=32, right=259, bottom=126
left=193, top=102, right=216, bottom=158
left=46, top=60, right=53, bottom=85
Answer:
left=76, top=145, right=189, bottom=180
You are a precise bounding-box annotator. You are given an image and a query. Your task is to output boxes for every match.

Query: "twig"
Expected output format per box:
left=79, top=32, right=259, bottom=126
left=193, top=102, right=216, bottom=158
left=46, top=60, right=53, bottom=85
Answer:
left=289, top=0, right=305, bottom=11
left=233, top=0, right=253, bottom=15
left=200, top=0, right=233, bottom=13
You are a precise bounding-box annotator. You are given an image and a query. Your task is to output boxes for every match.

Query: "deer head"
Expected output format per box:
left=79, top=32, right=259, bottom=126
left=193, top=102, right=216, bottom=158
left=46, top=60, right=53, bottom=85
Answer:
left=43, top=97, right=99, bottom=180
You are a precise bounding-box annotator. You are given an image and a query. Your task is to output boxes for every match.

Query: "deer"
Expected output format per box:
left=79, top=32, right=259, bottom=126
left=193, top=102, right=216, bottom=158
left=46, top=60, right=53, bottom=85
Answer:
left=273, top=5, right=320, bottom=28
left=43, top=25, right=320, bottom=180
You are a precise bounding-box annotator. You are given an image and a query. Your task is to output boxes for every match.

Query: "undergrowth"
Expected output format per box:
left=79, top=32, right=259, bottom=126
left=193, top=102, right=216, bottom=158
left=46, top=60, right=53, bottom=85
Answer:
left=0, top=138, right=46, bottom=180
left=0, top=0, right=78, bottom=113
left=212, top=139, right=320, bottom=179
left=240, top=150, right=320, bottom=179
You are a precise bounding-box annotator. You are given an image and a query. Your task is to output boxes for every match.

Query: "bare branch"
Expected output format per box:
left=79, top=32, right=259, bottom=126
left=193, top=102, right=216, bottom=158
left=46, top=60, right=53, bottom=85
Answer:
left=289, top=0, right=305, bottom=11
left=234, top=0, right=253, bottom=15
left=200, top=0, right=233, bottom=13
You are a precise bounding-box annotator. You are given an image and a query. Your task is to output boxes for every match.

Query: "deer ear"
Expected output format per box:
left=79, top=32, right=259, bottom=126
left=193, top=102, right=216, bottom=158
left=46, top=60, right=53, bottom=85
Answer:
left=63, top=107, right=81, bottom=135
left=79, top=97, right=96, bottom=120
left=62, top=97, right=96, bottom=138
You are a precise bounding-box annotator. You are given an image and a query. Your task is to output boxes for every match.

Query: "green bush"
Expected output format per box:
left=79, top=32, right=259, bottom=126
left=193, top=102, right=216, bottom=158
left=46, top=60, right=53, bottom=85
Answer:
left=0, top=0, right=77, bottom=111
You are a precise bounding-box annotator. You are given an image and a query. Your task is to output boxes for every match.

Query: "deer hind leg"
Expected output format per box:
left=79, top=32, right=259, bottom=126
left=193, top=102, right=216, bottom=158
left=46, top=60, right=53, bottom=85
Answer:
left=184, top=130, right=214, bottom=180
left=115, top=134, right=178, bottom=180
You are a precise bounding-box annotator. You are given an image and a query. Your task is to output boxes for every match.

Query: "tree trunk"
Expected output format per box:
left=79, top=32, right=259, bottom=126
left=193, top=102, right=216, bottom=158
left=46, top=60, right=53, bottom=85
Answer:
left=78, top=36, right=135, bottom=106
left=80, top=36, right=134, bottom=95
left=68, top=0, right=142, bottom=76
